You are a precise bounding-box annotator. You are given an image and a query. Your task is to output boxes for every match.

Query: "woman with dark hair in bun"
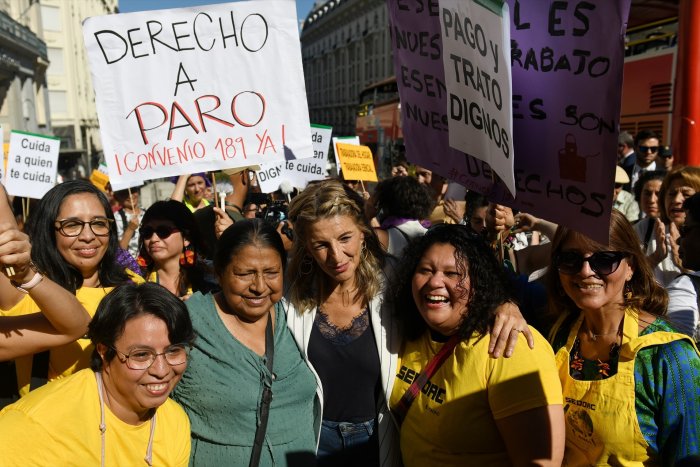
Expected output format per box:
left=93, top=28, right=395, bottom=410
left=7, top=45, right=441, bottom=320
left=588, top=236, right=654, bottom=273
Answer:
left=173, top=219, right=318, bottom=466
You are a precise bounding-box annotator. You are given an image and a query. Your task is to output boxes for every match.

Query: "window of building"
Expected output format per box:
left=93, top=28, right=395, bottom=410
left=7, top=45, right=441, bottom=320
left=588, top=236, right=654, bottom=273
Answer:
left=49, top=90, right=68, bottom=116
left=47, top=48, right=64, bottom=75
left=41, top=5, right=62, bottom=32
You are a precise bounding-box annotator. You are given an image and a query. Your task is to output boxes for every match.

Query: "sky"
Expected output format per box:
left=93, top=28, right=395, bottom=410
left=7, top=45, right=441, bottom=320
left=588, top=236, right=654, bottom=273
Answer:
left=119, top=0, right=317, bottom=26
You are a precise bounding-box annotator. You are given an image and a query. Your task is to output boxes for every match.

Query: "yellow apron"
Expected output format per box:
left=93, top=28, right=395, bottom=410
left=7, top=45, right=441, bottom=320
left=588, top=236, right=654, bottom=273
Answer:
left=550, top=310, right=698, bottom=466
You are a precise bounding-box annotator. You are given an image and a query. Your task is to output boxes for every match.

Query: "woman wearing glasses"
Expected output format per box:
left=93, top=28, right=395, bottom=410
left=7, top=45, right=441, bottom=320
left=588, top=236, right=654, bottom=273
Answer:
left=0, top=283, right=194, bottom=465
left=547, top=209, right=700, bottom=464
left=138, top=200, right=217, bottom=299
left=172, top=220, right=318, bottom=466
left=0, top=184, right=90, bottom=362
left=0, top=180, right=141, bottom=396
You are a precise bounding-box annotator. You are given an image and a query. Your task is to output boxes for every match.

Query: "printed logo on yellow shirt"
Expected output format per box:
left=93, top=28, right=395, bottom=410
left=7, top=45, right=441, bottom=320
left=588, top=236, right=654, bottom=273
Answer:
left=397, top=365, right=447, bottom=404
left=564, top=403, right=598, bottom=449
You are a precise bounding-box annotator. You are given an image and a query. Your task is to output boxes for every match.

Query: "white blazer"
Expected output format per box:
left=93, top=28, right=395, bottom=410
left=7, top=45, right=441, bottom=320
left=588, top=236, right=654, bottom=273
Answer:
left=283, top=277, right=402, bottom=467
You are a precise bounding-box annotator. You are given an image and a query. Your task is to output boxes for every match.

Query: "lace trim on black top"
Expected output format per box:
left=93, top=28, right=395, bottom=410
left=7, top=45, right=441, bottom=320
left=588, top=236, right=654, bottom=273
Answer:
left=315, top=306, right=370, bottom=345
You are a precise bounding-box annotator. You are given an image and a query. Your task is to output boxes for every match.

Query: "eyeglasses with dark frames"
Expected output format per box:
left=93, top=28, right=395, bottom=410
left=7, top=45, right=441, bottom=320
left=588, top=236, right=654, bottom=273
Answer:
left=554, top=251, right=629, bottom=276
left=110, top=344, right=190, bottom=370
left=54, top=217, right=114, bottom=237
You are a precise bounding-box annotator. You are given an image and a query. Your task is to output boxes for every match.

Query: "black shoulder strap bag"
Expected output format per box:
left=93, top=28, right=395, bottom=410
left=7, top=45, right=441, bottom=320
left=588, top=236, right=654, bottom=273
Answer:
left=249, top=314, right=275, bottom=467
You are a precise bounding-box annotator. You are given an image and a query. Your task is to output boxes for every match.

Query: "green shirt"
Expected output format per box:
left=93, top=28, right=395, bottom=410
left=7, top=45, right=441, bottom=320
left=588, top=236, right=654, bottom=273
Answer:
left=173, top=292, right=318, bottom=466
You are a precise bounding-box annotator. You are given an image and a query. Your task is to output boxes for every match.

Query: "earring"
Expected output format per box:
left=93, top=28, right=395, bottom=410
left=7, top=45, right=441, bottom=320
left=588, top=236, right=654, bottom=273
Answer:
left=360, top=241, right=369, bottom=262
left=300, top=255, right=314, bottom=275
left=624, top=281, right=633, bottom=300
left=137, top=249, right=151, bottom=268
left=179, top=244, right=195, bottom=268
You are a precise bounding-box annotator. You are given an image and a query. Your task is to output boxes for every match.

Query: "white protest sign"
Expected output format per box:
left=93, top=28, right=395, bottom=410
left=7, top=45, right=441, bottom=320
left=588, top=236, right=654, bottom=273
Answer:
left=295, top=124, right=332, bottom=183
left=255, top=157, right=319, bottom=193
left=255, top=160, right=285, bottom=193
left=332, top=136, right=360, bottom=177
left=255, top=124, right=333, bottom=191
left=311, top=123, right=332, bottom=160
left=83, top=0, right=312, bottom=188
left=110, top=176, right=145, bottom=191
left=284, top=157, right=325, bottom=185
left=5, top=131, right=60, bottom=199
left=94, top=161, right=144, bottom=192
left=440, top=0, right=515, bottom=196
left=304, top=123, right=331, bottom=182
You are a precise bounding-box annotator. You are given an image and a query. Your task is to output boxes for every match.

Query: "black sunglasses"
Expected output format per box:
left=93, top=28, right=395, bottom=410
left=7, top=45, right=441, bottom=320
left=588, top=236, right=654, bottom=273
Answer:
left=638, top=145, right=659, bottom=153
left=139, top=225, right=180, bottom=240
left=554, top=251, right=628, bottom=276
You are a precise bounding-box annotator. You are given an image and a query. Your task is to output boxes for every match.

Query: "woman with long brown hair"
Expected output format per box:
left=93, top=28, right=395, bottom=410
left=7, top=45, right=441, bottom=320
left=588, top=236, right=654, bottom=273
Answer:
left=547, top=209, right=700, bottom=464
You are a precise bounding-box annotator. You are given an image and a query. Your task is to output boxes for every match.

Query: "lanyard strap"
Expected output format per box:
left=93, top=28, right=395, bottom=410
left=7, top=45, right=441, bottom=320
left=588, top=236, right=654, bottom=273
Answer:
left=96, top=371, right=156, bottom=467
left=393, top=333, right=460, bottom=425
left=249, top=313, right=275, bottom=467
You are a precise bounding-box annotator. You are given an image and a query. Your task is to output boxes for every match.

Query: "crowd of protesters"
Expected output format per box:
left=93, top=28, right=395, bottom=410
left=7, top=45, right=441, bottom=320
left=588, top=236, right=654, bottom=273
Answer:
left=0, top=127, right=698, bottom=466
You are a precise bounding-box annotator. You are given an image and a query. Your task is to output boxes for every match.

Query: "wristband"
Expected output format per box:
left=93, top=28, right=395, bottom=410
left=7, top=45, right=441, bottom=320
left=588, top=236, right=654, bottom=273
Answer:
left=12, top=271, right=44, bottom=293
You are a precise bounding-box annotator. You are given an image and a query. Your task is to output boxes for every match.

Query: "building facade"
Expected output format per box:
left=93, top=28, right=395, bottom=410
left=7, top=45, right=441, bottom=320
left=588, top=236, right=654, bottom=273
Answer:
left=38, top=0, right=117, bottom=178
left=0, top=0, right=50, bottom=159
left=300, top=0, right=393, bottom=136
left=0, top=0, right=116, bottom=180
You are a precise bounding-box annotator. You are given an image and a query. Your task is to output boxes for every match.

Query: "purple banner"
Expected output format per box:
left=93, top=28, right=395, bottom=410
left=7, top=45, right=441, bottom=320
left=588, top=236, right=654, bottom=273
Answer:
left=388, top=0, right=632, bottom=243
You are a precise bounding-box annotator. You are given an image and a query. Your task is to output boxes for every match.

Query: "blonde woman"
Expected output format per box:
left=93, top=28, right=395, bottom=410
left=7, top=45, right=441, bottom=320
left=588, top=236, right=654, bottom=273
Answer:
left=285, top=180, right=531, bottom=466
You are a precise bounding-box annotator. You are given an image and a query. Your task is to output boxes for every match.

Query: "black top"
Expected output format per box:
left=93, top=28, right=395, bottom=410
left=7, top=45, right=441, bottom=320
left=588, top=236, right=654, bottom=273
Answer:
left=308, top=307, right=381, bottom=422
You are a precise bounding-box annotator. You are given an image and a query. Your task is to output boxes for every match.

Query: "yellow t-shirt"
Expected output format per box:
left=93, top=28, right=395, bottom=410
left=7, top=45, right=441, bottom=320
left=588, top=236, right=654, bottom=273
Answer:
left=390, top=327, right=563, bottom=466
left=0, top=368, right=190, bottom=466
left=1, top=271, right=143, bottom=395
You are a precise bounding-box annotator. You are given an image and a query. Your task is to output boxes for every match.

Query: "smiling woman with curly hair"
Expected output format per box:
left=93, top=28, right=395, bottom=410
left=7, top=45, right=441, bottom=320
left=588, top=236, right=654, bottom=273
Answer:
left=390, top=224, right=564, bottom=467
